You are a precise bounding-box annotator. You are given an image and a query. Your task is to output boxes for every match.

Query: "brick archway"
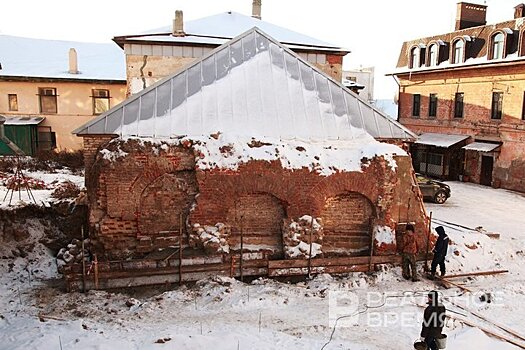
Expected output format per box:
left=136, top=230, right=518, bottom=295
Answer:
left=320, top=192, right=375, bottom=257
left=226, top=193, right=286, bottom=259
left=137, top=171, right=198, bottom=241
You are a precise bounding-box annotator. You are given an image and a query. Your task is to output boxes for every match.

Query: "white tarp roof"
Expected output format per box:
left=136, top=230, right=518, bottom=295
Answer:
left=121, top=11, right=346, bottom=52
left=462, top=141, right=501, bottom=152
left=0, top=35, right=126, bottom=81
left=415, top=133, right=469, bottom=148
left=75, top=28, right=415, bottom=141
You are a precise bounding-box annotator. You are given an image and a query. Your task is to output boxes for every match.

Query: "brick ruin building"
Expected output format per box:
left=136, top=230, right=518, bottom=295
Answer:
left=70, top=29, right=427, bottom=290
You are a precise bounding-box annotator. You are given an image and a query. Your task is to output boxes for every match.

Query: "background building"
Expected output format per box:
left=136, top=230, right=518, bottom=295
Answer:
left=0, top=36, right=126, bottom=153
left=342, top=66, right=375, bottom=103
left=113, top=2, right=350, bottom=96
left=391, top=2, right=525, bottom=192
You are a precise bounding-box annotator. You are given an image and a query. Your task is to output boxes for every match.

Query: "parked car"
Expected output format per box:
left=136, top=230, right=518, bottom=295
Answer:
left=416, top=173, right=451, bottom=204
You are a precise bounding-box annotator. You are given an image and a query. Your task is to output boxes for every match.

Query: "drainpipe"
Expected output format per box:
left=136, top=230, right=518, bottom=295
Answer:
left=0, top=116, right=25, bottom=156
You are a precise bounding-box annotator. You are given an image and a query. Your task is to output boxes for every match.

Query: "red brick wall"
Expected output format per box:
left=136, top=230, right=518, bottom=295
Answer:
left=321, top=193, right=374, bottom=256
left=225, top=193, right=285, bottom=258
left=86, top=139, right=428, bottom=260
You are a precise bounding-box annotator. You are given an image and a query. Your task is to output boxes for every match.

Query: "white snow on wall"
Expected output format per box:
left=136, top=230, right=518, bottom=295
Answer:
left=374, top=225, right=396, bottom=245
left=110, top=134, right=406, bottom=176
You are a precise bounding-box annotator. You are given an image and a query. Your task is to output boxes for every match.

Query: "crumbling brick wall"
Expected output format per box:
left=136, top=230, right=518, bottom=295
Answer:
left=84, top=138, right=428, bottom=260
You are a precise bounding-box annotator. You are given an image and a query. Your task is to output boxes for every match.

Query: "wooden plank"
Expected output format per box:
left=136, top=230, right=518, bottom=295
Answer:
left=447, top=314, right=525, bottom=349
left=442, top=270, right=509, bottom=279
left=449, top=300, right=525, bottom=343
left=268, top=255, right=402, bottom=269
left=268, top=264, right=369, bottom=277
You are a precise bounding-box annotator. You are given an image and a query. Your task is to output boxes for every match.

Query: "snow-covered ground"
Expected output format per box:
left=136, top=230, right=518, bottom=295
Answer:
left=0, top=177, right=524, bottom=350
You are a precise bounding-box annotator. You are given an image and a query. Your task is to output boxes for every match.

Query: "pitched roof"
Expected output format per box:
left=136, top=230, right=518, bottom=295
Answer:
left=75, top=28, right=415, bottom=141
left=114, top=11, right=348, bottom=53
left=0, top=35, right=126, bottom=81
left=393, top=19, right=525, bottom=74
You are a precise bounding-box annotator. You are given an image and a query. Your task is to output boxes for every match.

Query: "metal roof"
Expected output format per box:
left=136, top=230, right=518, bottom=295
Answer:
left=462, top=141, right=501, bottom=152
left=415, top=133, right=470, bottom=148
left=2, top=116, right=45, bottom=125
left=117, top=11, right=347, bottom=52
left=0, top=35, right=126, bottom=81
left=75, top=28, right=415, bottom=141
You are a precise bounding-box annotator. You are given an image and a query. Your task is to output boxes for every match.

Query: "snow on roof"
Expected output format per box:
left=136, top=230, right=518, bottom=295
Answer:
left=2, top=116, right=45, bottom=125
left=118, top=11, right=347, bottom=52
left=415, top=133, right=470, bottom=148
left=75, top=28, right=415, bottom=141
left=0, top=35, right=126, bottom=81
left=462, top=141, right=501, bottom=152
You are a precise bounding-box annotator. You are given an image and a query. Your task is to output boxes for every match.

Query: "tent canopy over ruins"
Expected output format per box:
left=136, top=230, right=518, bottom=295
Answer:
left=74, top=28, right=415, bottom=142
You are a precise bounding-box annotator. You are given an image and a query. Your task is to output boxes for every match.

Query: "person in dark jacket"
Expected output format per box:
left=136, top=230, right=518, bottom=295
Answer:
left=420, top=290, right=446, bottom=350
left=429, top=226, right=449, bottom=279
left=401, top=223, right=419, bottom=282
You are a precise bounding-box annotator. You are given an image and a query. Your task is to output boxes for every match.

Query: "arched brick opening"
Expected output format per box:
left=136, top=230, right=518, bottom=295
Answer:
left=137, top=171, right=198, bottom=247
left=226, top=193, right=286, bottom=259
left=321, top=192, right=376, bottom=257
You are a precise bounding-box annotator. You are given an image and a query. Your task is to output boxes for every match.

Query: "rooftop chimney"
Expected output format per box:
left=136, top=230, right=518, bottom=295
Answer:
left=252, top=0, right=262, bottom=20
left=172, top=10, right=185, bottom=36
left=515, top=3, right=525, bottom=18
left=68, top=48, right=79, bottom=74
left=455, top=2, right=487, bottom=30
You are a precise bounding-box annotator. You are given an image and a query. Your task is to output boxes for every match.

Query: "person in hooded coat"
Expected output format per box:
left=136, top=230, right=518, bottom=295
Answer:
left=420, top=290, right=446, bottom=350
left=430, top=226, right=449, bottom=279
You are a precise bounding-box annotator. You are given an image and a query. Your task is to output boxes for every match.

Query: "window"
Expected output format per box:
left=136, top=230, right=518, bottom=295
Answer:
left=412, top=94, right=421, bottom=117
left=410, top=47, right=420, bottom=68
left=454, top=93, right=464, bottom=118
left=429, top=93, right=438, bottom=117
left=452, top=39, right=464, bottom=64
left=428, top=44, right=438, bottom=67
left=491, top=92, right=503, bottom=120
left=92, top=89, right=110, bottom=115
left=8, top=94, right=18, bottom=111
left=491, top=32, right=505, bottom=60
left=38, top=87, right=57, bottom=114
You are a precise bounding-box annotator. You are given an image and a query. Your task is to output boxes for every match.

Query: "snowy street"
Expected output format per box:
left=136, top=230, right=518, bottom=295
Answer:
left=1, top=179, right=524, bottom=350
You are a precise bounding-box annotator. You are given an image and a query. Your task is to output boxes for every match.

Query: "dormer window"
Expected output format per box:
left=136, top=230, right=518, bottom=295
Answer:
left=428, top=44, right=438, bottom=67
left=409, top=44, right=426, bottom=68
left=452, top=39, right=465, bottom=64
left=410, top=46, right=420, bottom=68
left=490, top=32, right=505, bottom=60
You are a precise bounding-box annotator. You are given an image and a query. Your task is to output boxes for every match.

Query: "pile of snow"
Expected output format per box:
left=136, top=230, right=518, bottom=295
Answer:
left=56, top=238, right=91, bottom=273
left=190, top=223, right=230, bottom=254
left=283, top=215, right=323, bottom=258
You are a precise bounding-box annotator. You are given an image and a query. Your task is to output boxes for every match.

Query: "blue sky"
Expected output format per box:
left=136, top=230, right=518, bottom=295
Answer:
left=0, top=0, right=520, bottom=98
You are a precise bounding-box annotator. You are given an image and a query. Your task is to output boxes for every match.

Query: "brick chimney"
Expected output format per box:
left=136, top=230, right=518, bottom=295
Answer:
left=68, top=48, right=79, bottom=74
left=515, top=4, right=525, bottom=18
left=252, top=0, right=262, bottom=20
left=455, top=2, right=487, bottom=30
left=172, top=10, right=185, bottom=36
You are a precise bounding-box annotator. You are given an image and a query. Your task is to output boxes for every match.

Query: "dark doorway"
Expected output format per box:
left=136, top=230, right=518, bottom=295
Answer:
left=480, top=156, right=493, bottom=186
